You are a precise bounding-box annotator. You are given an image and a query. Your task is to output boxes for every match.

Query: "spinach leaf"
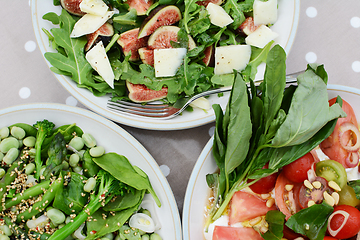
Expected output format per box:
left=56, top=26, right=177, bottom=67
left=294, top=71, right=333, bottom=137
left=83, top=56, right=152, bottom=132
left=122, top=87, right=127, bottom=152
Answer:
left=348, top=180, right=360, bottom=200
left=103, top=189, right=145, bottom=212
left=53, top=172, right=89, bottom=215
left=261, top=210, right=285, bottom=240
left=286, top=202, right=333, bottom=240
left=271, top=70, right=346, bottom=147
left=93, top=153, right=161, bottom=207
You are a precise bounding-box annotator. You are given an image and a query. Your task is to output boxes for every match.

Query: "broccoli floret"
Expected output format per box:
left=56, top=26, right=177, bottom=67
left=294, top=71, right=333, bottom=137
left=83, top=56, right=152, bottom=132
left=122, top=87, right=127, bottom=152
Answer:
left=33, top=119, right=55, bottom=180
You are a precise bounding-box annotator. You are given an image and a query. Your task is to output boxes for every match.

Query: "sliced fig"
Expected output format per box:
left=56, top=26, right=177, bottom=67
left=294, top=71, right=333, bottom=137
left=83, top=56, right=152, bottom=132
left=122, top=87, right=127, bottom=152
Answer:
left=237, top=17, right=258, bottom=36
left=148, top=26, right=196, bottom=50
left=196, top=0, right=223, bottom=7
left=117, top=28, right=149, bottom=61
left=202, top=45, right=215, bottom=66
left=138, top=5, right=182, bottom=38
left=127, top=81, right=168, bottom=102
left=125, top=0, right=153, bottom=15
left=85, top=22, right=114, bottom=52
left=60, top=0, right=85, bottom=16
left=138, top=47, right=154, bottom=66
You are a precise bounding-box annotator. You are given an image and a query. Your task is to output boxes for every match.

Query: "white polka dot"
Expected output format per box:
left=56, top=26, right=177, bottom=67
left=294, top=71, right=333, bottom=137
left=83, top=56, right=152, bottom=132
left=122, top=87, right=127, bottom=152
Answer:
left=208, top=126, right=215, bottom=137
left=19, top=87, right=31, bottom=99
left=350, top=17, right=360, bottom=28
left=66, top=96, right=78, bottom=106
left=159, top=165, right=170, bottom=177
left=306, top=7, right=317, bottom=18
left=24, top=41, right=36, bottom=52
left=352, top=61, right=360, bottom=73
left=305, top=52, right=317, bottom=63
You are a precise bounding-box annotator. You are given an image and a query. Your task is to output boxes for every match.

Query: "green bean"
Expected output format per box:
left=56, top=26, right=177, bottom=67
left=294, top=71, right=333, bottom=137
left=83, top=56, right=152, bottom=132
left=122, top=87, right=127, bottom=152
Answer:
left=17, top=176, right=63, bottom=222
left=2, top=148, right=19, bottom=165
left=4, top=180, right=50, bottom=210
left=150, top=233, right=162, bottom=240
left=0, top=137, right=19, bottom=153
left=82, top=133, right=96, bottom=148
left=24, top=163, right=36, bottom=175
left=89, top=146, right=105, bottom=157
left=10, top=126, right=26, bottom=140
left=47, top=208, right=66, bottom=225
left=68, top=136, right=84, bottom=151
left=0, top=127, right=9, bottom=139
left=69, top=153, right=80, bottom=168
left=23, top=136, right=36, bottom=147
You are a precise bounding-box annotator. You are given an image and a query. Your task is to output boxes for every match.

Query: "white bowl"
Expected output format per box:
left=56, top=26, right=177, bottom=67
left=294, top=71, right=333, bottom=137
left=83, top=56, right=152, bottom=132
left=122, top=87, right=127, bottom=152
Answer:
left=31, top=0, right=300, bottom=130
left=182, top=84, right=360, bottom=240
left=0, top=103, right=182, bottom=239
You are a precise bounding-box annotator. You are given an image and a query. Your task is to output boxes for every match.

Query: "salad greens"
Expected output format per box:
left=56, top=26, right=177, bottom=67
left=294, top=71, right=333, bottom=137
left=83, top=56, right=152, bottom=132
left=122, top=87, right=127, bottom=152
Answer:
left=206, top=44, right=346, bottom=234
left=42, top=0, right=272, bottom=104
left=0, top=120, right=161, bottom=239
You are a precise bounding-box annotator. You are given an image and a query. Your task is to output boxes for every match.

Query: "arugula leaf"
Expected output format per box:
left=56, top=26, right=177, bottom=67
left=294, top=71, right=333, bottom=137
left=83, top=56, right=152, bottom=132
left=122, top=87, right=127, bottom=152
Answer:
left=44, top=10, right=93, bottom=86
left=286, top=202, right=333, bottom=240
left=262, top=210, right=286, bottom=240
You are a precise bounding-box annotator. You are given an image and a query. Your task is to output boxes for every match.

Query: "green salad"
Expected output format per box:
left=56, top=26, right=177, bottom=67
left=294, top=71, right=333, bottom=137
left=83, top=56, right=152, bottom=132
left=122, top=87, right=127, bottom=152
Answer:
left=0, top=120, right=161, bottom=240
left=42, top=0, right=279, bottom=107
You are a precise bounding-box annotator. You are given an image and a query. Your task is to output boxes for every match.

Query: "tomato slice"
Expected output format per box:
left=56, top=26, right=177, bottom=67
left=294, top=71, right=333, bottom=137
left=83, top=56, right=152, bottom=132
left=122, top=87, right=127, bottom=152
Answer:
left=320, top=98, right=359, bottom=168
left=298, top=177, right=333, bottom=209
left=315, top=160, right=347, bottom=189
left=212, top=226, right=263, bottom=240
left=274, top=172, right=302, bottom=220
left=228, top=191, right=276, bottom=224
left=328, top=205, right=360, bottom=239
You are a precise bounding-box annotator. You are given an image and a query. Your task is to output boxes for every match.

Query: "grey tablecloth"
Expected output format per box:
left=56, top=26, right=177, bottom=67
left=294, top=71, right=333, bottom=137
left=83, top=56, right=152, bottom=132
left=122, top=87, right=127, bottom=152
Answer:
left=1, top=1, right=360, bottom=215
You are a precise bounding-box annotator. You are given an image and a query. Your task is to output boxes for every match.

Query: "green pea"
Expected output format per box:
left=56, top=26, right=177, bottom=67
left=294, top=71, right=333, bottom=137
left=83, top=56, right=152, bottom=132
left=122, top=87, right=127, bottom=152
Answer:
left=0, top=225, right=11, bottom=236
left=89, top=146, right=105, bottom=157
left=0, top=127, right=9, bottom=139
left=82, top=133, right=97, bottom=148
left=69, top=153, right=80, bottom=168
left=0, top=168, right=5, bottom=179
left=47, top=208, right=66, bottom=225
left=0, top=234, right=10, bottom=240
left=142, top=234, right=150, bottom=240
left=83, top=177, right=96, bottom=192
left=3, top=148, right=19, bottom=165
left=0, top=137, right=19, bottom=153
left=10, top=126, right=26, bottom=140
left=23, top=136, right=36, bottom=148
left=150, top=233, right=162, bottom=240
left=24, top=163, right=36, bottom=175
left=69, top=136, right=84, bottom=151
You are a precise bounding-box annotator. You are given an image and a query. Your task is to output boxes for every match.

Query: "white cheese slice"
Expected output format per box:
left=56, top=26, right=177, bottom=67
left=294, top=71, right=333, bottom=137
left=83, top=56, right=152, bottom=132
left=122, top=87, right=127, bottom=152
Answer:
left=154, top=48, right=187, bottom=78
left=80, top=0, right=108, bottom=16
left=253, top=0, right=278, bottom=26
left=206, top=3, right=234, bottom=28
left=245, top=24, right=278, bottom=48
left=190, top=97, right=211, bottom=110
left=70, top=11, right=114, bottom=38
left=214, top=45, right=251, bottom=75
left=85, top=41, right=115, bottom=88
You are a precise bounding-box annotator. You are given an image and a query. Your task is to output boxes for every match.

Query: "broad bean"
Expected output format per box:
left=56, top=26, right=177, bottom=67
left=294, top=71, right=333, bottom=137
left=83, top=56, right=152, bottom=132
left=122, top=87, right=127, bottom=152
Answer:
left=83, top=177, right=96, bottom=192
left=0, top=153, right=3, bottom=162
left=23, top=136, right=36, bottom=147
left=0, top=225, right=11, bottom=236
left=89, top=146, right=105, bottom=157
left=0, top=234, right=10, bottom=240
left=69, top=136, right=84, bottom=151
left=142, top=234, right=150, bottom=240
left=0, top=127, right=9, bottom=139
left=69, top=153, right=80, bottom=168
left=3, top=148, right=19, bottom=165
left=82, top=133, right=96, bottom=148
left=24, top=163, right=36, bottom=175
left=0, top=137, right=19, bottom=153
left=0, top=168, right=5, bottom=179
left=10, top=126, right=26, bottom=140
left=47, top=208, right=66, bottom=225
left=150, top=233, right=162, bottom=240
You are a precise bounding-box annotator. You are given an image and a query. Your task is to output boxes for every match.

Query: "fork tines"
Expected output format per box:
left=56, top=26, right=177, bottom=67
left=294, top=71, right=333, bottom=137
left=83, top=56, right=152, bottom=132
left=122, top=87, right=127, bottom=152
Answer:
left=107, top=100, right=179, bottom=118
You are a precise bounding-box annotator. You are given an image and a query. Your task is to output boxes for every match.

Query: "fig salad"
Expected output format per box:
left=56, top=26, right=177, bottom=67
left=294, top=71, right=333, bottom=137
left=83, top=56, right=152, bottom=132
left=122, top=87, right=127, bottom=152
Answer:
left=203, top=45, right=360, bottom=240
left=42, top=0, right=280, bottom=108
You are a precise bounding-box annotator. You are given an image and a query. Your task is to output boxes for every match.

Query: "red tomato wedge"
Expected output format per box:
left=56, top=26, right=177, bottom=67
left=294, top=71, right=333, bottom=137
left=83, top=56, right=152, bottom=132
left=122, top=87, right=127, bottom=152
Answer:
left=228, top=191, right=276, bottom=225
left=274, top=172, right=302, bottom=220
left=320, top=98, right=359, bottom=168
left=213, top=226, right=264, bottom=240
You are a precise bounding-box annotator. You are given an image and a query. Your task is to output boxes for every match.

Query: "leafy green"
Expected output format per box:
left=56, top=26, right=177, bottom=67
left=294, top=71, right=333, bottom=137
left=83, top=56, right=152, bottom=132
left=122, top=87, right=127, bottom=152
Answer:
left=286, top=202, right=333, bottom=240
left=349, top=180, right=360, bottom=200
left=261, top=210, right=286, bottom=240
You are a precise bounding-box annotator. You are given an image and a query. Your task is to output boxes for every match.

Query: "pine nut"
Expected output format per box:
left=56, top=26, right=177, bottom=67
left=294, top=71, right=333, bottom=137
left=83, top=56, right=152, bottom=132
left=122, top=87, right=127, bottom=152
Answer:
left=307, top=200, right=316, bottom=207
left=312, top=181, right=322, bottom=189
left=323, top=191, right=335, bottom=206
left=249, top=216, right=262, bottom=226
left=294, top=237, right=305, bottom=240
left=266, top=198, right=275, bottom=208
left=260, top=226, right=268, bottom=233
left=332, top=192, right=340, bottom=205
left=304, top=180, right=314, bottom=189
left=285, top=184, right=294, bottom=191
left=328, top=181, right=342, bottom=192
left=260, top=193, right=270, bottom=199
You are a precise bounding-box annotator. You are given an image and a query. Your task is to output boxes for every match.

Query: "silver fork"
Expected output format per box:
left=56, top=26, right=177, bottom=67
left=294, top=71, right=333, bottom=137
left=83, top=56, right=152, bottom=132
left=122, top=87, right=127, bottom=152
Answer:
left=107, top=71, right=304, bottom=119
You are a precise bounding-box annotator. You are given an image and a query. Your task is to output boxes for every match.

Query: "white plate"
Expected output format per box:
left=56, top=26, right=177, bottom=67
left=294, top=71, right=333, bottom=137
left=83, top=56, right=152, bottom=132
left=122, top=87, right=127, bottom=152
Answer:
left=182, top=85, right=360, bottom=240
left=0, top=103, right=182, bottom=239
left=31, top=0, right=300, bottom=130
